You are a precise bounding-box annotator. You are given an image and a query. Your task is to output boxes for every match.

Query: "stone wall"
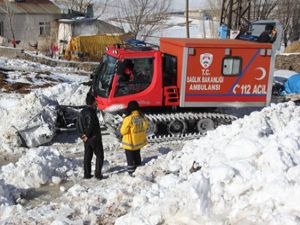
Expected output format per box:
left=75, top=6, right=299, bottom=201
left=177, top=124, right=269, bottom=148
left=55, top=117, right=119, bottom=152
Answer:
left=275, top=53, right=300, bottom=72
left=0, top=46, right=97, bottom=72
left=22, top=53, right=98, bottom=72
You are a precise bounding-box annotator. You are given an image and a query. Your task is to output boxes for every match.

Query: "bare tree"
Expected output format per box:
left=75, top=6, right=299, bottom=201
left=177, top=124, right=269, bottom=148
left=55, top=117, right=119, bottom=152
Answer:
left=56, top=0, right=93, bottom=13
left=207, top=0, right=222, bottom=20
left=114, top=0, right=171, bottom=41
left=252, top=0, right=279, bottom=20
left=53, top=0, right=108, bottom=19
left=94, top=0, right=108, bottom=19
left=3, top=0, right=16, bottom=47
left=289, top=1, right=300, bottom=42
left=277, top=0, right=300, bottom=47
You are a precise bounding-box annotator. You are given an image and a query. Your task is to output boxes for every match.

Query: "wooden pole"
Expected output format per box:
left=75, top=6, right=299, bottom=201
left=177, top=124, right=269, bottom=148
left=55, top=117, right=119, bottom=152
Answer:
left=186, top=0, right=190, bottom=38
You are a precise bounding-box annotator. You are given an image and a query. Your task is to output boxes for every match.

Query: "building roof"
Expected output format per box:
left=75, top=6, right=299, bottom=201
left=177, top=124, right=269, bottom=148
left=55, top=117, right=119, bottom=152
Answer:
left=0, top=0, right=61, bottom=15
left=59, top=18, right=124, bottom=35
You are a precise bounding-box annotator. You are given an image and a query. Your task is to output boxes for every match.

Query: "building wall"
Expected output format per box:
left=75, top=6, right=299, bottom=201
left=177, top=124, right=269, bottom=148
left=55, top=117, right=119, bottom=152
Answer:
left=0, top=14, right=60, bottom=51
left=276, top=53, right=300, bottom=72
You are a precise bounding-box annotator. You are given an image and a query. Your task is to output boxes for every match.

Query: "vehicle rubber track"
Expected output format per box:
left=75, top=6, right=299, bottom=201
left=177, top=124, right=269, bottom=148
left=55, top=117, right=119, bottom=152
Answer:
left=147, top=132, right=205, bottom=143
left=145, top=112, right=237, bottom=143
left=105, top=111, right=237, bottom=144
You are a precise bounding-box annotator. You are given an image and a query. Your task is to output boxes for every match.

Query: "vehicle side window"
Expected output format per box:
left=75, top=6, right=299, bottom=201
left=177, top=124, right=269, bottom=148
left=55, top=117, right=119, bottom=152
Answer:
left=222, top=57, right=242, bottom=76
left=163, top=54, right=177, bottom=86
left=115, top=58, right=154, bottom=97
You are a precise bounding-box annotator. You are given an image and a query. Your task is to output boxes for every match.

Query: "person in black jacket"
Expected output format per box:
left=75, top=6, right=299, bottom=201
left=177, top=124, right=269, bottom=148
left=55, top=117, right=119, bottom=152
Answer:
left=257, top=24, right=277, bottom=43
left=76, top=94, right=104, bottom=179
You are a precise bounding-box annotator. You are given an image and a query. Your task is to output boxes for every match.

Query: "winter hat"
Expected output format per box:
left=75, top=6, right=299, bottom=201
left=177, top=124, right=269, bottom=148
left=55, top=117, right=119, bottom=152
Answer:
left=127, top=100, right=139, bottom=113
left=86, top=93, right=96, bottom=105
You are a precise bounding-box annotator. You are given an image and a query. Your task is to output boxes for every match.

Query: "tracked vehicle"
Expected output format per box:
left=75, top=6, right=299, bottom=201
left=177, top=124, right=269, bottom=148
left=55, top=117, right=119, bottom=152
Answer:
left=90, top=38, right=274, bottom=142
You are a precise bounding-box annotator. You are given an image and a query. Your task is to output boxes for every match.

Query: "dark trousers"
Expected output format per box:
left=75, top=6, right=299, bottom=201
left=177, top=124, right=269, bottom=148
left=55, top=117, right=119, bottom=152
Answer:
left=125, top=149, right=141, bottom=174
left=84, top=136, right=104, bottom=178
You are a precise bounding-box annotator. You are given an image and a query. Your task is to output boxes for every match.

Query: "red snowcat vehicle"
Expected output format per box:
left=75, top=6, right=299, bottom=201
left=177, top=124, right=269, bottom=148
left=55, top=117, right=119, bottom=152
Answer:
left=90, top=38, right=274, bottom=142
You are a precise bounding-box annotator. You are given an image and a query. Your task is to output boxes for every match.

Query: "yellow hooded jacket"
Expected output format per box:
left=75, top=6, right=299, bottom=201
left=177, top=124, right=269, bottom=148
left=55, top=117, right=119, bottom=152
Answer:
left=120, top=110, right=148, bottom=150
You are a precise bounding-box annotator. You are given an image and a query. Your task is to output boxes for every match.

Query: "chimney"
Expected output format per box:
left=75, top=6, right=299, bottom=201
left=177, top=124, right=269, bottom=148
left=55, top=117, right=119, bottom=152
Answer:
left=86, top=4, right=94, bottom=18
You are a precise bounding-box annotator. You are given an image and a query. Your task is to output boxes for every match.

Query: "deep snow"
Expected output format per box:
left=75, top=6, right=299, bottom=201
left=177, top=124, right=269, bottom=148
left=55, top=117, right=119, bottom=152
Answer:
left=116, top=101, right=300, bottom=225
left=0, top=55, right=299, bottom=225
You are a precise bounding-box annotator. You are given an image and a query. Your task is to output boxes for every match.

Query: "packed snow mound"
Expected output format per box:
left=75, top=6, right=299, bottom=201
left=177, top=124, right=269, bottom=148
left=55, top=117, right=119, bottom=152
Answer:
left=33, top=82, right=89, bottom=106
left=0, top=147, right=80, bottom=189
left=116, top=102, right=300, bottom=225
left=0, top=83, right=89, bottom=151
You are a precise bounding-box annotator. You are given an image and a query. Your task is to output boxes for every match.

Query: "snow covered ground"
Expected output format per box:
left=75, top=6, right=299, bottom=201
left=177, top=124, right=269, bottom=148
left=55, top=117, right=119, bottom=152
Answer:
left=0, top=55, right=299, bottom=225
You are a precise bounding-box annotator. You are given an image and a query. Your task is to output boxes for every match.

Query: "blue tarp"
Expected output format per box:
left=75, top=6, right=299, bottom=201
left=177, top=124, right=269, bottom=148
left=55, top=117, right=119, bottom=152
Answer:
left=218, top=25, right=228, bottom=39
left=281, top=73, right=300, bottom=95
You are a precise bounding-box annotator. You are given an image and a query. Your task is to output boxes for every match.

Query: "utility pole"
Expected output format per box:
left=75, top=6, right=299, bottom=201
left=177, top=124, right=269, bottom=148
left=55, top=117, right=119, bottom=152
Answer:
left=186, top=0, right=190, bottom=38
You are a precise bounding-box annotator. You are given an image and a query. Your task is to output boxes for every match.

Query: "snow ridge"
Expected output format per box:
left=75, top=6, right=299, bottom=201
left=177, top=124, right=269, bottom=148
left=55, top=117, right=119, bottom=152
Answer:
left=0, top=147, right=80, bottom=189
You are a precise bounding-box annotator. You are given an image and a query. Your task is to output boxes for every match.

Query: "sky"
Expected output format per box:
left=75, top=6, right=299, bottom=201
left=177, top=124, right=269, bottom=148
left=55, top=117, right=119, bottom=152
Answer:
left=170, top=0, right=206, bottom=11
left=93, top=0, right=207, bottom=18
left=101, top=0, right=206, bottom=10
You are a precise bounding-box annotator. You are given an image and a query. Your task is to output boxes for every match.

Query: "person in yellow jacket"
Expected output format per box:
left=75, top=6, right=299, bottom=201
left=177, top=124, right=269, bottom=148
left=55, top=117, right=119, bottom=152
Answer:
left=120, top=101, right=148, bottom=174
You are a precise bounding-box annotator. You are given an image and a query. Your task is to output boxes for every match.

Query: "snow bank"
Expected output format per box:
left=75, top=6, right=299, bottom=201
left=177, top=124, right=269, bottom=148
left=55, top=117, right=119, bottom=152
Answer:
left=35, top=82, right=89, bottom=106
left=0, top=102, right=299, bottom=224
left=0, top=147, right=80, bottom=189
left=116, top=102, right=300, bottom=225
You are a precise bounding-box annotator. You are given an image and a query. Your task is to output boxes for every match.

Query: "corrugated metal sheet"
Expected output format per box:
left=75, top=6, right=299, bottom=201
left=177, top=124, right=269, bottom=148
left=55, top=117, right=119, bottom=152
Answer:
left=0, top=0, right=61, bottom=14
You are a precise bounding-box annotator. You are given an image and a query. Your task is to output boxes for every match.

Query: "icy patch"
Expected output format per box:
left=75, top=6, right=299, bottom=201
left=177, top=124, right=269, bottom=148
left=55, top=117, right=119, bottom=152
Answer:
left=0, top=147, right=80, bottom=189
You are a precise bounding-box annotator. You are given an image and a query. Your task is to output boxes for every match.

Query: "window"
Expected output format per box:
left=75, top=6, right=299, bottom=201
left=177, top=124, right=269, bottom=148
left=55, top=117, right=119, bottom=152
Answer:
left=39, top=22, right=50, bottom=36
left=94, top=54, right=117, bottom=98
left=115, top=58, right=154, bottom=97
left=222, top=57, right=242, bottom=76
left=0, top=21, right=3, bottom=36
left=163, top=54, right=177, bottom=86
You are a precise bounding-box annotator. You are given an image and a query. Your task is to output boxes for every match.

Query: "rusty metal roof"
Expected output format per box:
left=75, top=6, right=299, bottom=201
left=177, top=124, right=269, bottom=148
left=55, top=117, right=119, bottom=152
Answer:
left=0, top=0, right=62, bottom=14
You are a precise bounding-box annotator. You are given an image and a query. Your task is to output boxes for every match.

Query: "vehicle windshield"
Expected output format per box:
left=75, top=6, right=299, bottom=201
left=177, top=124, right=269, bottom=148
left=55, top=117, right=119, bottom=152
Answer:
left=250, top=23, right=274, bottom=37
left=94, top=54, right=117, bottom=98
